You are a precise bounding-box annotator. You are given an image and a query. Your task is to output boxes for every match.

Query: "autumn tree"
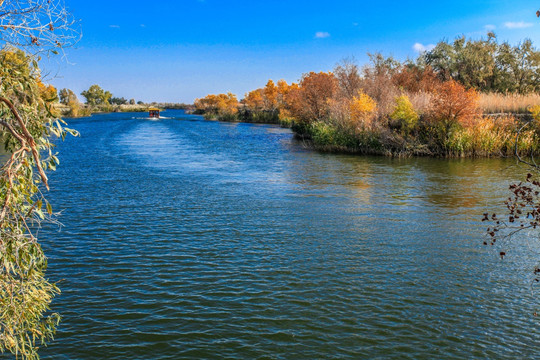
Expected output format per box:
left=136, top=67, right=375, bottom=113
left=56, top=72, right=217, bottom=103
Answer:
left=429, top=80, right=480, bottom=127
left=241, top=80, right=292, bottom=123
left=349, top=92, right=377, bottom=129
left=263, top=80, right=278, bottom=112
left=243, top=89, right=265, bottom=112
left=334, top=58, right=362, bottom=100
left=290, top=72, right=337, bottom=123
left=195, top=93, right=238, bottom=120
left=426, top=80, right=480, bottom=151
left=360, top=53, right=401, bottom=118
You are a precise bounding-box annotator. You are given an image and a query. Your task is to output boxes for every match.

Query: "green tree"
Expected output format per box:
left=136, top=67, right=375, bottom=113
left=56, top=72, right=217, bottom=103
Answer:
left=58, top=88, right=77, bottom=105
left=81, top=85, right=112, bottom=106
left=110, top=97, right=128, bottom=105
left=422, top=35, right=540, bottom=93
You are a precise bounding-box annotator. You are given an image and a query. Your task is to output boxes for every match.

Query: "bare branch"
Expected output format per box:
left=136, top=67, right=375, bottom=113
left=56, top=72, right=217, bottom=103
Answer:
left=0, top=0, right=80, bottom=54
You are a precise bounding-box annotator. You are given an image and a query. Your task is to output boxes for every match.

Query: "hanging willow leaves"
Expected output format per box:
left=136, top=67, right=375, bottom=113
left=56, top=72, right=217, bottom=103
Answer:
left=0, top=48, right=78, bottom=359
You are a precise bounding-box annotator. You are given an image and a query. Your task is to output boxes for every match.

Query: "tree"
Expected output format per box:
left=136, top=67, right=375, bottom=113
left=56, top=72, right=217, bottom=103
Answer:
left=194, top=93, right=239, bottom=120
left=263, top=80, right=278, bottom=112
left=429, top=80, right=479, bottom=127
left=289, top=72, right=337, bottom=123
left=243, top=89, right=265, bottom=112
left=0, top=1, right=78, bottom=358
left=58, top=88, right=77, bottom=105
left=0, top=49, right=78, bottom=359
left=334, top=58, right=362, bottom=100
left=81, top=85, right=112, bottom=106
left=422, top=35, right=540, bottom=93
left=110, top=97, right=128, bottom=105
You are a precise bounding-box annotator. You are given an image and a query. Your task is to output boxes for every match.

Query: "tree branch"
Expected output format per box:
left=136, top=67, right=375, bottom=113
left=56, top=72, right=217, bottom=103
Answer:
left=0, top=96, right=48, bottom=189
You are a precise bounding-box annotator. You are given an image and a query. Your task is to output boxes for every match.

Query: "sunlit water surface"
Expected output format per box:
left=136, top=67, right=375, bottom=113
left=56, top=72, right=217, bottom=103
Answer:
left=36, top=110, right=540, bottom=359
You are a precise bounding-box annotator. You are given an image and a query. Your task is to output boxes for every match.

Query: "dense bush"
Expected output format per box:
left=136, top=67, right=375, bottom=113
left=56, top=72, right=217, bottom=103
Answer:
left=195, top=36, right=540, bottom=157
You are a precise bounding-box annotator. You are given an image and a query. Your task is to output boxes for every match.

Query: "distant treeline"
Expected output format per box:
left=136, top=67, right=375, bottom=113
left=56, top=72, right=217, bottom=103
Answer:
left=57, top=85, right=192, bottom=117
left=194, top=35, right=540, bottom=157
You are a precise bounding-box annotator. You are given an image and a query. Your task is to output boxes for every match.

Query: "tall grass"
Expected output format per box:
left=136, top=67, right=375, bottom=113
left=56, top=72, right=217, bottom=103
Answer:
left=479, top=93, right=540, bottom=114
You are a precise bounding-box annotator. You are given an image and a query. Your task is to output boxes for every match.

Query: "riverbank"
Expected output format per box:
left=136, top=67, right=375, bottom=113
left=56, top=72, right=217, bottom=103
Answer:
left=56, top=103, right=194, bottom=118
left=55, top=103, right=148, bottom=117
left=291, top=114, right=537, bottom=158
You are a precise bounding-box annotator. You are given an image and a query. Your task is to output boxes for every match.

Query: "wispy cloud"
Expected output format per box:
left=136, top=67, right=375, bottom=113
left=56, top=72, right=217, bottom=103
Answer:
left=109, top=25, right=120, bottom=29
left=315, top=31, right=330, bottom=39
left=484, top=24, right=496, bottom=31
left=504, top=21, right=533, bottom=29
left=413, top=42, right=435, bottom=53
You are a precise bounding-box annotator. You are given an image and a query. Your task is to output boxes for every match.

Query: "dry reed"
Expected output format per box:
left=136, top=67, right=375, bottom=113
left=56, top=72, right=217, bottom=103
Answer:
left=479, top=93, right=540, bottom=114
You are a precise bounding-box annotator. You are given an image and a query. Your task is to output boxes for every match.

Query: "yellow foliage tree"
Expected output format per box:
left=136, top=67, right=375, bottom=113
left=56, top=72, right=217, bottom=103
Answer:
left=195, top=93, right=238, bottom=119
left=263, top=80, right=278, bottom=111
left=349, top=92, right=377, bottom=127
left=244, top=89, right=265, bottom=112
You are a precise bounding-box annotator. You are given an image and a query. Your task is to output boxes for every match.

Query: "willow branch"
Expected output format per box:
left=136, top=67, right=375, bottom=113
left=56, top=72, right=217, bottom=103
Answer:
left=0, top=96, right=48, bottom=189
left=0, top=119, right=25, bottom=144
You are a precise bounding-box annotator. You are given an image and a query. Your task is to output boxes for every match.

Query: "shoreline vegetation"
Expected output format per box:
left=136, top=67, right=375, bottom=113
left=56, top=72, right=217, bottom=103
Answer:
left=54, top=102, right=193, bottom=118
left=195, top=35, right=540, bottom=158
left=54, top=85, right=192, bottom=118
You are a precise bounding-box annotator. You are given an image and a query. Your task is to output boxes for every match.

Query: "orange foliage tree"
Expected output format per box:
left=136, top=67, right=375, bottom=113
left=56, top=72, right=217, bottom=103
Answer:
left=392, top=64, right=441, bottom=93
left=430, top=80, right=480, bottom=127
left=289, top=72, right=338, bottom=123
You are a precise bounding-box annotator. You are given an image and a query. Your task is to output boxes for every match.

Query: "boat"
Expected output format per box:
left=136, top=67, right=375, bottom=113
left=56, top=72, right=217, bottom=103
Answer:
left=148, top=108, right=160, bottom=118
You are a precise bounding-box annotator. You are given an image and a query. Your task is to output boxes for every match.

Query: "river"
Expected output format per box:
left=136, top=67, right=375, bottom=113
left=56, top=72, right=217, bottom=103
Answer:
left=38, top=109, right=539, bottom=359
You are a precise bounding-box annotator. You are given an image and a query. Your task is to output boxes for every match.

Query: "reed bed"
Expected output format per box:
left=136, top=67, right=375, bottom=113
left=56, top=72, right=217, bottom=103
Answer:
left=479, top=93, right=540, bottom=114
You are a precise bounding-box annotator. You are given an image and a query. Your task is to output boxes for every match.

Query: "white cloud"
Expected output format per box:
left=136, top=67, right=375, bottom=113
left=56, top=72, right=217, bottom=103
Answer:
left=413, top=42, right=435, bottom=53
left=504, top=21, right=533, bottom=29
left=315, top=31, right=330, bottom=39
left=109, top=25, right=120, bottom=28
left=484, top=24, right=496, bottom=31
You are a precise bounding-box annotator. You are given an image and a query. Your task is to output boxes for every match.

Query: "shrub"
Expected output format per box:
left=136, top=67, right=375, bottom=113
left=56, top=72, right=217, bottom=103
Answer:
left=529, top=105, right=540, bottom=121
left=349, top=92, right=377, bottom=128
left=429, top=80, right=480, bottom=127
left=390, top=95, right=419, bottom=135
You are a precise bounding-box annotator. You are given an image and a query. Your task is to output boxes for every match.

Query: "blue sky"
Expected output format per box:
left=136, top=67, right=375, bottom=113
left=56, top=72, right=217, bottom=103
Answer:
left=47, top=0, right=540, bottom=103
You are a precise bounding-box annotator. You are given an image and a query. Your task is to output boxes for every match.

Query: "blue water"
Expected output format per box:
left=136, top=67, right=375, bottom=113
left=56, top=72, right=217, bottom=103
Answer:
left=37, top=110, right=539, bottom=359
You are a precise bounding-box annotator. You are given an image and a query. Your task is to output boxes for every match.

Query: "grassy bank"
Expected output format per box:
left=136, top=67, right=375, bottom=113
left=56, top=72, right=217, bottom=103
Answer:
left=55, top=103, right=149, bottom=117
left=294, top=114, right=538, bottom=158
